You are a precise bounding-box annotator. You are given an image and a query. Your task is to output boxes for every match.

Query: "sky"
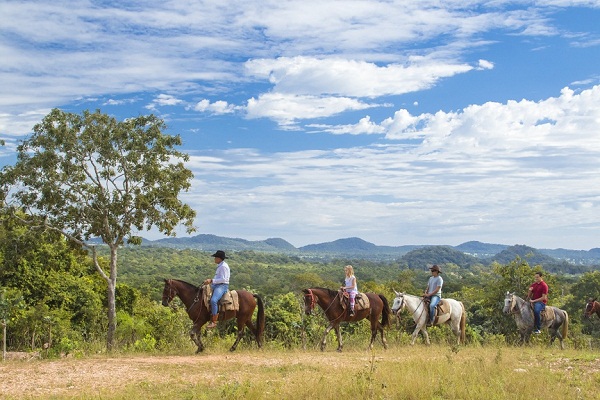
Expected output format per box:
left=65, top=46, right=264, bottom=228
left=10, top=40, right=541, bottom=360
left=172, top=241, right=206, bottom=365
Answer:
left=1, top=1, right=600, bottom=250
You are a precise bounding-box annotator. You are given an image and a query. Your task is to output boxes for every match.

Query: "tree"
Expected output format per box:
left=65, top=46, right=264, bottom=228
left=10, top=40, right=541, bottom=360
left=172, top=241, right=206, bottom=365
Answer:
left=0, top=109, right=196, bottom=350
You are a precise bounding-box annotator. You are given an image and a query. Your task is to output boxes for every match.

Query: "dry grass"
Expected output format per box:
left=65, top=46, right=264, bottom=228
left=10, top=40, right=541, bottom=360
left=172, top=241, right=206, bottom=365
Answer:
left=1, top=344, right=599, bottom=399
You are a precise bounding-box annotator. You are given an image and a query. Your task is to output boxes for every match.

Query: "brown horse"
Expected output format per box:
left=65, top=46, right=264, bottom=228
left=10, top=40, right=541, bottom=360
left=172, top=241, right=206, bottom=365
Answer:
left=302, top=287, right=390, bottom=352
left=161, top=279, right=265, bottom=352
left=584, top=298, right=600, bottom=319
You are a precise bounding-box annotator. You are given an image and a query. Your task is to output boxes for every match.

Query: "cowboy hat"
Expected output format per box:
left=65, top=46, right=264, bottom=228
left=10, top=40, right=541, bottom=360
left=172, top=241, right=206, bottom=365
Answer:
left=211, top=250, right=228, bottom=259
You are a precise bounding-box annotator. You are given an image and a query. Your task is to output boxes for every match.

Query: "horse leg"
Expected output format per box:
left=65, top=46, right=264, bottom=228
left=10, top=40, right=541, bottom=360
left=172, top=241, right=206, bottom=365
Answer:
left=410, top=324, right=421, bottom=345
left=320, top=323, right=335, bottom=351
left=450, top=321, right=461, bottom=346
left=230, top=326, right=245, bottom=352
left=549, top=327, right=564, bottom=350
left=190, top=325, right=204, bottom=353
left=335, top=325, right=344, bottom=352
left=245, top=319, right=261, bottom=348
left=421, top=326, right=431, bottom=345
left=378, top=322, right=388, bottom=350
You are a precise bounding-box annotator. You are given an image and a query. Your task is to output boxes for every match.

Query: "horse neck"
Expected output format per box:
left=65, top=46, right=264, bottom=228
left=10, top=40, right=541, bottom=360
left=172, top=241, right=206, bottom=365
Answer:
left=403, top=294, right=425, bottom=313
left=312, top=288, right=336, bottom=309
left=594, top=302, right=600, bottom=316
left=512, top=295, right=532, bottom=320
left=173, top=280, right=199, bottom=308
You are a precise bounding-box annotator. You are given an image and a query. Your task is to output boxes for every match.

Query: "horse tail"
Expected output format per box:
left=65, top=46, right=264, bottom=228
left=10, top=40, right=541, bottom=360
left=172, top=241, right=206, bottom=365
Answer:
left=460, top=301, right=467, bottom=344
left=254, top=294, right=266, bottom=347
left=379, top=294, right=391, bottom=328
left=561, top=309, right=569, bottom=340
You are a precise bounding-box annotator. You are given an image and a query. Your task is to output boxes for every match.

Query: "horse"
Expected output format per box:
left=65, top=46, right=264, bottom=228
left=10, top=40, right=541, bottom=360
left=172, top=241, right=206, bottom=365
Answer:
left=391, top=291, right=466, bottom=345
left=161, top=279, right=265, bottom=352
left=584, top=298, right=600, bottom=319
left=302, top=287, right=390, bottom=352
left=503, top=292, right=569, bottom=349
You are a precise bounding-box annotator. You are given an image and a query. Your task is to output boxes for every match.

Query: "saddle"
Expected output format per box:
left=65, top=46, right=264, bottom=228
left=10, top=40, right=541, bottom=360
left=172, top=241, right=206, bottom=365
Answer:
left=202, top=285, right=240, bottom=312
left=424, top=298, right=450, bottom=324
left=541, top=306, right=555, bottom=321
left=527, top=302, right=554, bottom=322
left=339, top=290, right=370, bottom=311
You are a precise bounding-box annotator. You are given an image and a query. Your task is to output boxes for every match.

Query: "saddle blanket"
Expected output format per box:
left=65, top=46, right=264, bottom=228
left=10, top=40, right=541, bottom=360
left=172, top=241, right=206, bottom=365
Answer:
left=340, top=291, right=370, bottom=310
left=541, top=306, right=555, bottom=321
left=202, top=285, right=240, bottom=312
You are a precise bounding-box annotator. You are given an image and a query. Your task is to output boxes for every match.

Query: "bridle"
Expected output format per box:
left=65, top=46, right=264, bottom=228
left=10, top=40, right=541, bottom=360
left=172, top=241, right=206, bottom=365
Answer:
left=304, top=289, right=317, bottom=314
left=163, top=280, right=203, bottom=316
left=162, top=279, right=177, bottom=305
left=584, top=299, right=598, bottom=318
left=304, top=289, right=343, bottom=321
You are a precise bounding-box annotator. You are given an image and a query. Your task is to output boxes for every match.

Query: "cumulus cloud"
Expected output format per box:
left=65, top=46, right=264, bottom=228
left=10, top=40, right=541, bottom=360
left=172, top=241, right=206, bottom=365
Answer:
left=245, top=56, right=474, bottom=98
left=193, top=99, right=237, bottom=114
left=245, top=92, right=377, bottom=127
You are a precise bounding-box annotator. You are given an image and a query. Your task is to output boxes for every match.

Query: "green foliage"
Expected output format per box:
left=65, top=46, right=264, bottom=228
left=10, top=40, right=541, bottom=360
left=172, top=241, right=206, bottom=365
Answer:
left=264, top=293, right=304, bottom=347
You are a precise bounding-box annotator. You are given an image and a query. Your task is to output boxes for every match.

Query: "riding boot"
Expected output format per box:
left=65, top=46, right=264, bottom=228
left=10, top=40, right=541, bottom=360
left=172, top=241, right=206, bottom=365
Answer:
left=349, top=308, right=355, bottom=316
left=206, top=313, right=219, bottom=328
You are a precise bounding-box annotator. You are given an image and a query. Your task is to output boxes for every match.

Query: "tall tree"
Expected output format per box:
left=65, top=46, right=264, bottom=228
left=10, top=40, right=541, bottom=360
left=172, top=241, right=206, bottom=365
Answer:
left=0, top=109, right=196, bottom=350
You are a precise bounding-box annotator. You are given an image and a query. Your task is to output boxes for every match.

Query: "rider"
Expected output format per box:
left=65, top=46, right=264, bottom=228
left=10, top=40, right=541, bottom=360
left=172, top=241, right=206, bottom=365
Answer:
left=341, top=265, right=358, bottom=316
left=527, top=271, right=548, bottom=334
left=203, top=250, right=230, bottom=329
left=423, top=264, right=443, bottom=326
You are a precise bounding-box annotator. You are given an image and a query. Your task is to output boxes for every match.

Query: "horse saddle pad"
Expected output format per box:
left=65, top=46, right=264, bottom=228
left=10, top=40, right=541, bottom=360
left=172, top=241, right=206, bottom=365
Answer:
left=339, top=291, right=370, bottom=310
left=541, top=306, right=555, bottom=321
left=436, top=300, right=451, bottom=316
left=202, top=286, right=240, bottom=312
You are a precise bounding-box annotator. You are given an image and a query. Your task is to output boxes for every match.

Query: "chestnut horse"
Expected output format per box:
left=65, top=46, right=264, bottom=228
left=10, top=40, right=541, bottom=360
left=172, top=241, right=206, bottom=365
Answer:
left=584, top=298, right=600, bottom=319
left=161, top=279, right=265, bottom=352
left=302, top=287, right=390, bottom=352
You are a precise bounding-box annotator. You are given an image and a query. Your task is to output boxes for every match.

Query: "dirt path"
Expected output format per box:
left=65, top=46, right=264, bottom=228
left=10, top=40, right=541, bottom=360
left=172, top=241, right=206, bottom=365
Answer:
left=0, top=352, right=351, bottom=398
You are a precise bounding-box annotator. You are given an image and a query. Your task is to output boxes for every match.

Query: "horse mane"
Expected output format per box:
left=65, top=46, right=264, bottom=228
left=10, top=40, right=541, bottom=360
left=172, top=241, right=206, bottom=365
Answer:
left=170, top=279, right=200, bottom=291
left=306, top=287, right=338, bottom=297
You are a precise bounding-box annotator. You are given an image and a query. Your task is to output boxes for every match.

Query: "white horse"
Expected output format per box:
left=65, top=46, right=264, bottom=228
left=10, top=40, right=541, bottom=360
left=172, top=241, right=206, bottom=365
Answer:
left=391, top=291, right=466, bottom=345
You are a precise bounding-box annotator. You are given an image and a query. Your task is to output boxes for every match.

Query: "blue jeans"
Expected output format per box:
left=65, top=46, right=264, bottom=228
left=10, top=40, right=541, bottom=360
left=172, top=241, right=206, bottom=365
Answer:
left=429, top=296, right=440, bottom=324
left=210, top=283, right=229, bottom=316
left=533, top=302, right=546, bottom=330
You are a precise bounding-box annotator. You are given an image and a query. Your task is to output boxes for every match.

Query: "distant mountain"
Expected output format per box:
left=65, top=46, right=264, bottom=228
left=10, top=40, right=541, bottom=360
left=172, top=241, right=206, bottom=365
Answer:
left=298, top=237, right=421, bottom=259
left=149, top=234, right=297, bottom=253
left=136, top=234, right=600, bottom=268
left=455, top=241, right=508, bottom=257
left=401, top=245, right=481, bottom=269
left=490, top=244, right=558, bottom=265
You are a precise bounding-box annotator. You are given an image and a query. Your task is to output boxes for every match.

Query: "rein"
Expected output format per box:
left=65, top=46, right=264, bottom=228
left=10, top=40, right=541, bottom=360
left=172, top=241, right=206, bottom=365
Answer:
left=305, top=289, right=345, bottom=322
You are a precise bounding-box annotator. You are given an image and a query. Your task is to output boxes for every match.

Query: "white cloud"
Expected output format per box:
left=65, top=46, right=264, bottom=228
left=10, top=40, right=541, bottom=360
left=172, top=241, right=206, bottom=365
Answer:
left=182, top=85, right=600, bottom=249
left=246, top=92, right=376, bottom=127
left=193, top=99, right=237, bottom=114
left=245, top=56, right=474, bottom=98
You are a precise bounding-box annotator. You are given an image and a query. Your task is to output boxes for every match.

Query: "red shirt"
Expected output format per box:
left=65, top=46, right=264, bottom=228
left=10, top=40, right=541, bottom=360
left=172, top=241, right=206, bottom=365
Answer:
left=529, top=281, right=549, bottom=304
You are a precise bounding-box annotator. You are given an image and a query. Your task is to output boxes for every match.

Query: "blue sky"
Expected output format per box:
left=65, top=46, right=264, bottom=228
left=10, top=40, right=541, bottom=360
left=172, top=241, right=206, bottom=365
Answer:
left=1, top=1, right=600, bottom=250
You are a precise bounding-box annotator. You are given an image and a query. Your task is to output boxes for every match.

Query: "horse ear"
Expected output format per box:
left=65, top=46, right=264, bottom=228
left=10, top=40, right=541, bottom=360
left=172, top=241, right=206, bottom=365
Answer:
left=394, top=289, right=400, bottom=296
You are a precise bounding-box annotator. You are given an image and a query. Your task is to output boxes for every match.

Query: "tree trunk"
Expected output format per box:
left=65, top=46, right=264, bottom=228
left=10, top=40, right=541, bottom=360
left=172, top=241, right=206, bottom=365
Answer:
left=106, top=245, right=118, bottom=351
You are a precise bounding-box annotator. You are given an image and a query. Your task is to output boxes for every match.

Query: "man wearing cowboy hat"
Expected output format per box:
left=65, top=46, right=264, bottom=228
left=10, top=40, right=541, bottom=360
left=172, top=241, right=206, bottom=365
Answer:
left=203, top=250, right=230, bottom=328
left=423, top=264, right=443, bottom=326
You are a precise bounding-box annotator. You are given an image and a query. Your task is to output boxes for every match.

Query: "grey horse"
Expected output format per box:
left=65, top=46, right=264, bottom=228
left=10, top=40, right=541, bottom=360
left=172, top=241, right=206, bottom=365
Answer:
left=503, top=291, right=569, bottom=349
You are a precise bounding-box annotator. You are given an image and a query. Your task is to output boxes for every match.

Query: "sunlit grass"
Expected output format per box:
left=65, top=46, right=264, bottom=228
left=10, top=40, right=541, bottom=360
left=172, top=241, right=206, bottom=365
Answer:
left=1, top=344, right=598, bottom=399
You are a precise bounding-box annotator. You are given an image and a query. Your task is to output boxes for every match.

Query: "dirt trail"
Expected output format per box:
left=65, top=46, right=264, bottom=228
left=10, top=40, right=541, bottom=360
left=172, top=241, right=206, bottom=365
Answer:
left=0, top=352, right=349, bottom=398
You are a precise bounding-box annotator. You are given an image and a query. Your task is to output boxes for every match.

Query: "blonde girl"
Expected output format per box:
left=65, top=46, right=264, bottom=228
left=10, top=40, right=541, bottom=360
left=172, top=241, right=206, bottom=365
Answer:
left=341, top=265, right=358, bottom=315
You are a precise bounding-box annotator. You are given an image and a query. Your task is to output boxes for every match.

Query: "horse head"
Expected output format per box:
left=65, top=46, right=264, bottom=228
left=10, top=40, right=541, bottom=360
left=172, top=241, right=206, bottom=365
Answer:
left=391, top=291, right=406, bottom=315
left=584, top=297, right=597, bottom=318
left=302, top=289, right=316, bottom=315
left=161, top=279, right=177, bottom=306
left=503, top=292, right=517, bottom=314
